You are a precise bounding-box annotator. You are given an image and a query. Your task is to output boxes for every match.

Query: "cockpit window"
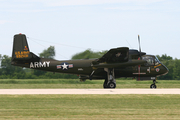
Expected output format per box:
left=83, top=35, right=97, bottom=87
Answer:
left=142, top=56, right=154, bottom=66
left=142, top=56, right=161, bottom=66
left=155, top=56, right=160, bottom=65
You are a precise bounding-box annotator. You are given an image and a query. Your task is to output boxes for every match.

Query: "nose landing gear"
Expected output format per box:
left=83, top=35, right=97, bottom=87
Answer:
left=150, top=79, right=157, bottom=89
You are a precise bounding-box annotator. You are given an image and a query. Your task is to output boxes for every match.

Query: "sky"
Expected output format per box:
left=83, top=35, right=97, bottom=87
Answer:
left=0, top=0, right=180, bottom=60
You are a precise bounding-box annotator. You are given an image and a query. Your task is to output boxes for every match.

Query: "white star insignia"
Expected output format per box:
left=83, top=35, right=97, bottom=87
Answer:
left=62, top=63, right=68, bottom=70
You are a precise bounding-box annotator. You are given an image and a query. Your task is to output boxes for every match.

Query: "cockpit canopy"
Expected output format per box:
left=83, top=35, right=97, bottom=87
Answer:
left=142, top=55, right=161, bottom=66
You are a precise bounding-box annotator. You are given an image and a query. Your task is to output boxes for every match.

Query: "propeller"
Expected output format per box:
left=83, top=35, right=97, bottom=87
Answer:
left=138, top=35, right=141, bottom=80
left=138, top=35, right=142, bottom=59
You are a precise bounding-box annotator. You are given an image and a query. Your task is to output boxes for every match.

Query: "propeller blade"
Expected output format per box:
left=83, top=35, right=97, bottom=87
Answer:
left=138, top=35, right=142, bottom=59
left=138, top=35, right=141, bottom=53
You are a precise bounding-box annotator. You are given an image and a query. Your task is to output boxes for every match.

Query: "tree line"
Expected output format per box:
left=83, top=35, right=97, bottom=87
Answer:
left=0, top=46, right=179, bottom=80
left=0, top=46, right=77, bottom=79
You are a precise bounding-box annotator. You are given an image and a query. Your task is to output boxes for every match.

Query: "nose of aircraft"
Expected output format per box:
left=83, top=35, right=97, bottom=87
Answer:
left=161, top=64, right=169, bottom=75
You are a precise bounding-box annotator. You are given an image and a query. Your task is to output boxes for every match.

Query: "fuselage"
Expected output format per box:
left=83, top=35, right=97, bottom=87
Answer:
left=11, top=33, right=169, bottom=88
left=16, top=54, right=168, bottom=80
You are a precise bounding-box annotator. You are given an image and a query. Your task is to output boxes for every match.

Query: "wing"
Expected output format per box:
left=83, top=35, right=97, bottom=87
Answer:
left=92, top=47, right=146, bottom=69
left=97, top=47, right=129, bottom=63
left=92, top=60, right=147, bottom=68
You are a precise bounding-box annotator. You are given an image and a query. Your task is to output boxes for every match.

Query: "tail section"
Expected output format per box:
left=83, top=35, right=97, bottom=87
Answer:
left=11, top=34, right=40, bottom=67
left=11, top=34, right=31, bottom=61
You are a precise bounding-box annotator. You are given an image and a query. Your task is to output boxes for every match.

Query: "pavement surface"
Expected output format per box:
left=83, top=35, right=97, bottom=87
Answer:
left=0, top=89, right=180, bottom=94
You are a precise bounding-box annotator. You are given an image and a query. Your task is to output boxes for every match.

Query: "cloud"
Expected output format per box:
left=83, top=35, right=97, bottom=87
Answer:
left=30, top=0, right=166, bottom=6
left=0, top=1, right=51, bottom=13
left=105, top=6, right=147, bottom=11
left=0, top=20, right=12, bottom=24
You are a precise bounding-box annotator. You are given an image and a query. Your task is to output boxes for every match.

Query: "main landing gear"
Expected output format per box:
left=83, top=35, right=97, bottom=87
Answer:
left=103, top=68, right=116, bottom=89
left=150, top=79, right=157, bottom=89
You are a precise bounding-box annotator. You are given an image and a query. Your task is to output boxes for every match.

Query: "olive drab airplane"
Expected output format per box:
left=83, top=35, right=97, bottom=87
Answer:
left=11, top=34, right=169, bottom=89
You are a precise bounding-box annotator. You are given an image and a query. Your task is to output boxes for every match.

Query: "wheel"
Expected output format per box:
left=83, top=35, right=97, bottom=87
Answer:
left=150, top=84, right=157, bottom=89
left=107, top=82, right=116, bottom=88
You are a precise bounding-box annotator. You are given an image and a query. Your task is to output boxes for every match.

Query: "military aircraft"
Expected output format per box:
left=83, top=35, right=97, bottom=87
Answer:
left=11, top=34, right=168, bottom=89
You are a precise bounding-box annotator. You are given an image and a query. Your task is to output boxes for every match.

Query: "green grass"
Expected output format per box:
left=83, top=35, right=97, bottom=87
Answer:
left=0, top=80, right=179, bottom=119
left=0, top=79, right=179, bottom=88
left=0, top=95, right=180, bottom=120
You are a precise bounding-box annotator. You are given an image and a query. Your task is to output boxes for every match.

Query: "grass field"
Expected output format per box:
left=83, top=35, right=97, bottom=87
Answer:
left=0, top=79, right=179, bottom=88
left=0, top=79, right=179, bottom=119
left=0, top=94, right=180, bottom=120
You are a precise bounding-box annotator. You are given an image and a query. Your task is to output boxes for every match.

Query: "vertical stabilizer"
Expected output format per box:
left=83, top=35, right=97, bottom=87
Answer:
left=11, top=34, right=31, bottom=61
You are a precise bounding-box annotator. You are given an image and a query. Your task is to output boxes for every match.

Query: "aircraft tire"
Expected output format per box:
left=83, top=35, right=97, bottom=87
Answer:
left=150, top=84, right=157, bottom=89
left=107, top=82, right=116, bottom=88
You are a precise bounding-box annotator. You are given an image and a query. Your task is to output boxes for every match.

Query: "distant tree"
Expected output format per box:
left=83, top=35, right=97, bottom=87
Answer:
left=156, top=54, right=173, bottom=61
left=0, top=55, right=25, bottom=78
left=0, top=54, right=2, bottom=75
left=71, top=49, right=107, bottom=59
left=0, top=48, right=179, bottom=80
left=172, top=59, right=180, bottom=80
left=39, top=46, right=55, bottom=59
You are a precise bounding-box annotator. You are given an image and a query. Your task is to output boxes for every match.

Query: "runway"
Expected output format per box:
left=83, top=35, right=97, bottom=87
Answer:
left=0, top=89, right=180, bottom=94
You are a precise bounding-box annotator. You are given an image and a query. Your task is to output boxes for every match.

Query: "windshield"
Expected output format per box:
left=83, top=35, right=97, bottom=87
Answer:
left=155, top=56, right=161, bottom=65
left=142, top=56, right=154, bottom=66
left=142, top=56, right=161, bottom=66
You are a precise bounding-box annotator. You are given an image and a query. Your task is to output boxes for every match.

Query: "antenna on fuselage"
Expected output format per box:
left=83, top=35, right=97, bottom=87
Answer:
left=126, top=39, right=133, bottom=49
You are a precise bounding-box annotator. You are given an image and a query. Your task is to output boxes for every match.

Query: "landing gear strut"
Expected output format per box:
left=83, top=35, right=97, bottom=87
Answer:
left=150, top=79, right=157, bottom=89
left=103, top=68, right=116, bottom=89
